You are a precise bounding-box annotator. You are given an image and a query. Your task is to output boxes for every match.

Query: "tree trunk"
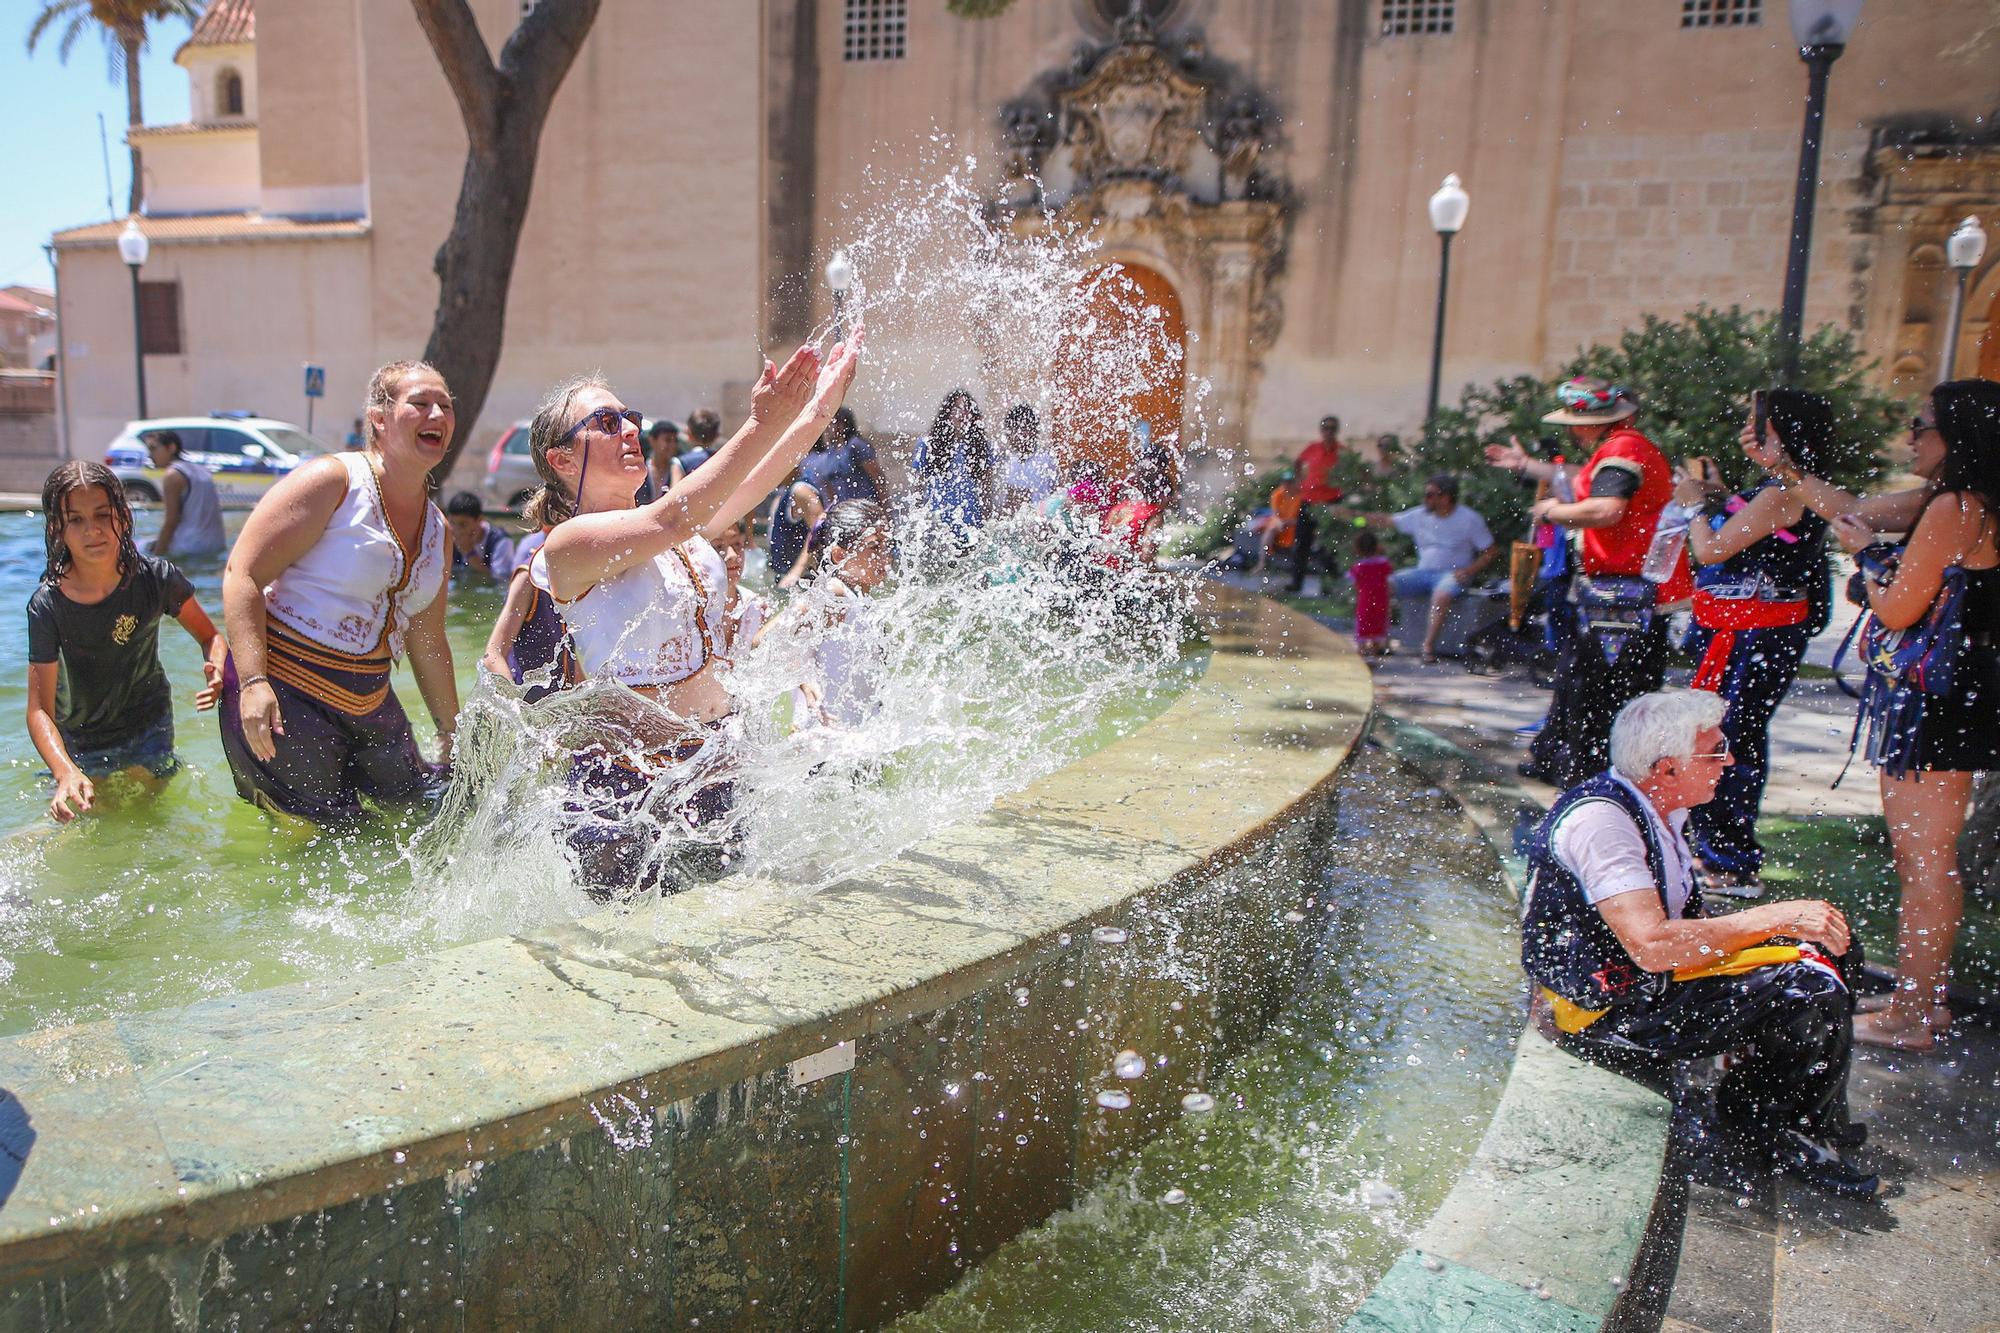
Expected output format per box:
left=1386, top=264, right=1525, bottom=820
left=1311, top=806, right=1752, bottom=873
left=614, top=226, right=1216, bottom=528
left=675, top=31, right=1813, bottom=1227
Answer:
left=1964, top=773, right=2000, bottom=897
left=123, top=33, right=144, bottom=214
left=412, top=0, right=602, bottom=487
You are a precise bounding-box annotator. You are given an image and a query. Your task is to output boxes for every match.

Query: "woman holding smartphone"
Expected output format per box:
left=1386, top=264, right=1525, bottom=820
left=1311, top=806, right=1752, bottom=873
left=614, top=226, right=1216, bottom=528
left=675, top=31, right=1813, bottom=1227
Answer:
left=1673, top=390, right=1838, bottom=898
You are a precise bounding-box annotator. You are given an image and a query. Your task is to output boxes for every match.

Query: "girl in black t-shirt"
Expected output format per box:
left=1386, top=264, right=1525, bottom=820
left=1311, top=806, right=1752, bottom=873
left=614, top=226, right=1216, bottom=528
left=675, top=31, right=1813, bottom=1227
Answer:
left=25, top=462, right=228, bottom=823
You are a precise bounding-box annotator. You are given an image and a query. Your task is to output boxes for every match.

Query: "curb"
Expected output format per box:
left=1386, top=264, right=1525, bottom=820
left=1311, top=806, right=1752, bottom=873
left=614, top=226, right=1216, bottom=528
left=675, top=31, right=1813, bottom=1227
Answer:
left=1342, top=714, right=1684, bottom=1333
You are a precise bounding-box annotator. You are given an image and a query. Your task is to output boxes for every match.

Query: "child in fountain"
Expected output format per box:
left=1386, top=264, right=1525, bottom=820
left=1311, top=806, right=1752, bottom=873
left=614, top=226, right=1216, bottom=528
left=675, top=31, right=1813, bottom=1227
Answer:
left=26, top=462, right=228, bottom=822
left=763, top=500, right=892, bottom=731
left=712, top=519, right=767, bottom=653
left=480, top=519, right=570, bottom=700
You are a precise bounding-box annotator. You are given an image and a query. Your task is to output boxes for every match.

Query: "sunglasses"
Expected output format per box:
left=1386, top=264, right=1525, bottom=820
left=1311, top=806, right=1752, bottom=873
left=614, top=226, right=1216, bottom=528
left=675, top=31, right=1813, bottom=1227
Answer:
left=1909, top=416, right=1938, bottom=437
left=560, top=407, right=643, bottom=446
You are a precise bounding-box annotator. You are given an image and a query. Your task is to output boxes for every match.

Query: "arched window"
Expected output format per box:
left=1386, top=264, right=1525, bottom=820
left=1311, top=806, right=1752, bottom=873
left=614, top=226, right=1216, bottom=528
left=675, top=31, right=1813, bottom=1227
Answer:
left=220, top=69, right=244, bottom=118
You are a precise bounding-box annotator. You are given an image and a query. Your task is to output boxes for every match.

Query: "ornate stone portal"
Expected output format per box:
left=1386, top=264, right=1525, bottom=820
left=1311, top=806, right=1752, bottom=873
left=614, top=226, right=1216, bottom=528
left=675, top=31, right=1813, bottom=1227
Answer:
left=991, top=10, right=1291, bottom=460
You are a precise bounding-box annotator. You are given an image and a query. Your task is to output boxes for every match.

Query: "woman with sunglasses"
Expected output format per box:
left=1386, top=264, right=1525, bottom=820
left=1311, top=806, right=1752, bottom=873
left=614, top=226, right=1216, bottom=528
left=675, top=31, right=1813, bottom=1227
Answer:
left=218, top=360, right=458, bottom=825
left=523, top=333, right=862, bottom=893
left=1672, top=390, right=1839, bottom=899
left=1748, top=378, right=2000, bottom=1049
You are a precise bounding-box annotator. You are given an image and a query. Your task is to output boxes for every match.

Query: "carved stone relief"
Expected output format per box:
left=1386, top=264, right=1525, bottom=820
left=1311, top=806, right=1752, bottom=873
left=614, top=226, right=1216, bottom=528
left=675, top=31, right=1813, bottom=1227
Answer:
left=989, top=7, right=1291, bottom=457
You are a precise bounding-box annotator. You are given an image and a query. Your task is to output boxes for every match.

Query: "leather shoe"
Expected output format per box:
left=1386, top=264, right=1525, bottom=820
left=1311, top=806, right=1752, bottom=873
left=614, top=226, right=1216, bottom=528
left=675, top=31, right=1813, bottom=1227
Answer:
left=1778, top=1130, right=1878, bottom=1199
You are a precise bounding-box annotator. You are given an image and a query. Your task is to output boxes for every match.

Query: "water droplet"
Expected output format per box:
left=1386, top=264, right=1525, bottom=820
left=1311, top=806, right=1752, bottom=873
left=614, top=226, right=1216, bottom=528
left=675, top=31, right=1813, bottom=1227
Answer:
left=1284, top=910, right=1306, bottom=923
left=944, top=1082, right=962, bottom=1099
left=1114, top=1050, right=1147, bottom=1079
left=1360, top=1180, right=1401, bottom=1209
left=1181, top=1092, right=1216, bottom=1113
left=1406, top=1053, right=1423, bottom=1066
left=1092, top=925, right=1129, bottom=946
left=1013, top=986, right=1031, bottom=1006
left=1095, top=1089, right=1132, bottom=1110
left=1161, top=1187, right=1188, bottom=1205
left=1420, top=1253, right=1444, bottom=1272
left=1015, top=1134, right=1029, bottom=1146
left=392, top=1151, right=406, bottom=1164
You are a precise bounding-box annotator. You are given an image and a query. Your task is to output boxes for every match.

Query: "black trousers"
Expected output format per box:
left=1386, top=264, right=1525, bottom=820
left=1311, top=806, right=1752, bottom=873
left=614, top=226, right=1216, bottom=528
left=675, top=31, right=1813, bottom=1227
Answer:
left=1529, top=616, right=1668, bottom=786
left=1558, top=957, right=1855, bottom=1162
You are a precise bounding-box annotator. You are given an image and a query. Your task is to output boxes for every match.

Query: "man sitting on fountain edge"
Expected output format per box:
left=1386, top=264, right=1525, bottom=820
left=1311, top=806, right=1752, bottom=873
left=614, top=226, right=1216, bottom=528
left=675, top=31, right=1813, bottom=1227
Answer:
left=1520, top=688, right=1876, bottom=1198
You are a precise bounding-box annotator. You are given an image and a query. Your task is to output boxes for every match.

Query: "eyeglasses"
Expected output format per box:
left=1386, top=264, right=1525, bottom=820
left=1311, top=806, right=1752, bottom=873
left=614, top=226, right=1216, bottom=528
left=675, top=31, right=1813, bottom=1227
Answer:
left=1687, top=738, right=1733, bottom=761
left=560, top=407, right=643, bottom=446
left=1909, top=416, right=1938, bottom=437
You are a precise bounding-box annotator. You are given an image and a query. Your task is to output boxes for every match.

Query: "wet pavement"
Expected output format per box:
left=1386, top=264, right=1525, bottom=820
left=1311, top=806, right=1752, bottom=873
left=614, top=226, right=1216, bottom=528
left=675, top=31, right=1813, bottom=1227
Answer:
left=1355, top=636, right=2000, bottom=1333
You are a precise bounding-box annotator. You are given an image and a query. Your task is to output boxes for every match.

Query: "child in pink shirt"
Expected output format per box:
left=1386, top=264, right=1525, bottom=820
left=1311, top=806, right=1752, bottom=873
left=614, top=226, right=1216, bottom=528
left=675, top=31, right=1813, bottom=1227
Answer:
left=1348, top=529, right=1393, bottom=658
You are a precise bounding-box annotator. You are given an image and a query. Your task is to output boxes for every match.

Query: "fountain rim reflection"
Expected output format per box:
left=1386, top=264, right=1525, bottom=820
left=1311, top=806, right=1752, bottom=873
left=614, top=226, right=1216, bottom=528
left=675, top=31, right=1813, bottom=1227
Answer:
left=0, top=582, right=1372, bottom=1310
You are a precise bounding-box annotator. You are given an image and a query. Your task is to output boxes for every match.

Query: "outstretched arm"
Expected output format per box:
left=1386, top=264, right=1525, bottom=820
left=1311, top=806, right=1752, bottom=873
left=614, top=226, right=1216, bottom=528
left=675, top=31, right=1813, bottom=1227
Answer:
left=704, top=329, right=864, bottom=539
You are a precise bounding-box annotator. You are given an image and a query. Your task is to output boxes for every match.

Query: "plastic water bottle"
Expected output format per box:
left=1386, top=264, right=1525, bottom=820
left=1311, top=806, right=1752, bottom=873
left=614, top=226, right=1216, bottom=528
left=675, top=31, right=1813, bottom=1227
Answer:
left=1642, top=502, right=1693, bottom=583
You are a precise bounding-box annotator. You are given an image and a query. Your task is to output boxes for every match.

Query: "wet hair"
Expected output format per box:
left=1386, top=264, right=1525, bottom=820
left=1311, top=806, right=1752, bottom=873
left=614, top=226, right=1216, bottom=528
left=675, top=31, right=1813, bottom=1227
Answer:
left=1004, top=403, right=1039, bottom=435
left=41, top=461, right=139, bottom=585
left=685, top=409, right=722, bottom=446
left=1354, top=529, right=1380, bottom=556
left=801, top=498, right=888, bottom=584
left=446, top=490, right=484, bottom=518
left=1931, top=378, right=2000, bottom=504
left=1764, top=389, right=1839, bottom=481
left=1610, top=688, right=1726, bottom=781
left=145, top=429, right=184, bottom=458
left=522, top=372, right=613, bottom=528
left=362, top=359, right=443, bottom=449
left=1426, top=472, right=1459, bottom=501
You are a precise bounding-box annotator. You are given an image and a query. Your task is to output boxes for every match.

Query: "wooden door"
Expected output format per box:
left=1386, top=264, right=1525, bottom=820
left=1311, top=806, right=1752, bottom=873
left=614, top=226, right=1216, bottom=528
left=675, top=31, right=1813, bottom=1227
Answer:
left=1051, top=262, right=1187, bottom=483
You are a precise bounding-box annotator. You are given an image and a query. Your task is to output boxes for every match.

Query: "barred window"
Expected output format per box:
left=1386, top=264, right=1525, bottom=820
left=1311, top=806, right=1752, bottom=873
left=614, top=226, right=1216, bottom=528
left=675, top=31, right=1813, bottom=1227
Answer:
left=1381, top=1, right=1454, bottom=35
left=139, top=282, right=181, bottom=357
left=844, top=0, right=907, bottom=62
left=1681, top=0, right=1760, bottom=28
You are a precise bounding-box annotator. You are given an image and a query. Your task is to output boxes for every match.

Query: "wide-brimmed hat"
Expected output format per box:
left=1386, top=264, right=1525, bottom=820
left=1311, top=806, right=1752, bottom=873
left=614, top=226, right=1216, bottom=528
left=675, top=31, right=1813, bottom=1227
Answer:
left=1542, top=377, right=1638, bottom=426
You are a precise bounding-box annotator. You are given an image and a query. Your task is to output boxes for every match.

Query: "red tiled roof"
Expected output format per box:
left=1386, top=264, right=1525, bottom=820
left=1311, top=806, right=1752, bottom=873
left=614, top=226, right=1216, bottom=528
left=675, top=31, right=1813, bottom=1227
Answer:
left=184, top=0, right=253, bottom=49
left=0, top=290, right=52, bottom=318
left=52, top=213, right=366, bottom=248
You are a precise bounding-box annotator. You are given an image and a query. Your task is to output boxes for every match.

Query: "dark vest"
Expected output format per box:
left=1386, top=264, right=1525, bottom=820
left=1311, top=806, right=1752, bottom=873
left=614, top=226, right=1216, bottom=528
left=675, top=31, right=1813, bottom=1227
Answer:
left=1521, top=774, right=1702, bottom=1008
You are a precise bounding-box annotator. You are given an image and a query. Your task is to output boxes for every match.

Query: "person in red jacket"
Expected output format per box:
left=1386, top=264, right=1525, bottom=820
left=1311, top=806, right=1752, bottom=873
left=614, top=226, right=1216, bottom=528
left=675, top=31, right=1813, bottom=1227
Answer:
left=1287, top=415, right=1345, bottom=592
left=1487, top=378, right=1677, bottom=785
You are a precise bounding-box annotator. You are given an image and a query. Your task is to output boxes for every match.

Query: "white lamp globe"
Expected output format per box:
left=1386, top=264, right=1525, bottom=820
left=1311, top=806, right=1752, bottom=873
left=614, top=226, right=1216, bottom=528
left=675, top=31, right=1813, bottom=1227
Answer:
left=1947, top=216, right=1988, bottom=272
left=825, top=249, right=855, bottom=295
left=117, top=218, right=150, bottom=268
left=1789, top=0, right=1862, bottom=48
left=1429, top=174, right=1470, bottom=235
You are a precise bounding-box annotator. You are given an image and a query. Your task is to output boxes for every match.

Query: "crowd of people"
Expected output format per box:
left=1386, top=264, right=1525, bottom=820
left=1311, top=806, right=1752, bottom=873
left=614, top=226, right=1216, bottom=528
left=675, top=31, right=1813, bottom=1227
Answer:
left=21, top=337, right=1179, bottom=890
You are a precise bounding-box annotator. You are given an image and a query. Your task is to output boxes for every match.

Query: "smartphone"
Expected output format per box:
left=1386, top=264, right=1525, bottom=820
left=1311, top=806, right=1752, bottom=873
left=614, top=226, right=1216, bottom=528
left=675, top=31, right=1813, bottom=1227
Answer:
left=1751, top=389, right=1770, bottom=448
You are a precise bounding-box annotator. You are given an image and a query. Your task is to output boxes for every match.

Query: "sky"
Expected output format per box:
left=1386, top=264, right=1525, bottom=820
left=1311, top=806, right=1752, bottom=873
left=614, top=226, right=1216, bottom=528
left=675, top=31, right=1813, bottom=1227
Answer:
left=0, top=10, right=193, bottom=290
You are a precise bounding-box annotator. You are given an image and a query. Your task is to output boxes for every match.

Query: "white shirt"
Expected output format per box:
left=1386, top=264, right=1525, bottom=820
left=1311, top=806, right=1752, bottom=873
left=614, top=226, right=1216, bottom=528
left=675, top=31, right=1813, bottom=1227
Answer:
left=1550, top=773, right=1693, bottom=920
left=1393, top=503, right=1494, bottom=572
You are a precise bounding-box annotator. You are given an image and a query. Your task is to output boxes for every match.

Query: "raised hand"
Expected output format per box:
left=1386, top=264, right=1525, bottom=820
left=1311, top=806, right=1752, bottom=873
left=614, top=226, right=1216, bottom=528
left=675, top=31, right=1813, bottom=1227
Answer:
left=1739, top=418, right=1790, bottom=475
left=751, top=344, right=822, bottom=428
left=1830, top=511, right=1876, bottom=555
left=808, top=324, right=865, bottom=423
left=1486, top=438, right=1531, bottom=472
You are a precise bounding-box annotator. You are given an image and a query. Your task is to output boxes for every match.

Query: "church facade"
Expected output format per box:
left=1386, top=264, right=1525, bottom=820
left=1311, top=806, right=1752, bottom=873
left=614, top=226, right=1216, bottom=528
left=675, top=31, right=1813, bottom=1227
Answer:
left=50, top=0, right=2000, bottom=473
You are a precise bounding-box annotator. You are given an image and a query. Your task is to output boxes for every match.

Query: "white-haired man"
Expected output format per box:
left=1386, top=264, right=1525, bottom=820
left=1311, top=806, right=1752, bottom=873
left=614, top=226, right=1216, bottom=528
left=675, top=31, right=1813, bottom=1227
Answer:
left=1521, top=688, right=1874, bottom=1197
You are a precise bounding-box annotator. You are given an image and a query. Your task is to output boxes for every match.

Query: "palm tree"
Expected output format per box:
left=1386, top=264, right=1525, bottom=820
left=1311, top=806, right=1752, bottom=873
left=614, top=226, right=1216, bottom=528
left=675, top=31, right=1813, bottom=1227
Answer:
left=27, top=0, right=205, bottom=214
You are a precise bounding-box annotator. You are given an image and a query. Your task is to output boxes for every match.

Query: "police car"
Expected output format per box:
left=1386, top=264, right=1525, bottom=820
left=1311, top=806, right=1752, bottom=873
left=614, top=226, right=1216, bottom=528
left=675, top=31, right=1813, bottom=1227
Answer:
left=104, top=414, right=329, bottom=509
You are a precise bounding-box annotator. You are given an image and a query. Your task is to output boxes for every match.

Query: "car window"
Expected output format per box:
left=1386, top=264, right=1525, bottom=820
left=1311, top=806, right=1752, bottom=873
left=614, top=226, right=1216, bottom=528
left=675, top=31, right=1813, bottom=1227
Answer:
left=157, top=427, right=209, bottom=457
left=204, top=428, right=255, bottom=457
left=503, top=427, right=532, bottom=457
left=259, top=428, right=327, bottom=459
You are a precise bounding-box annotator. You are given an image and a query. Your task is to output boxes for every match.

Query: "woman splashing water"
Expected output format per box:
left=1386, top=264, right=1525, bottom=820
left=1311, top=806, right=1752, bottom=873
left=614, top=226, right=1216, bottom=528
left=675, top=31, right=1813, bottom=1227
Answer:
left=524, top=333, right=862, bottom=896
left=218, top=361, right=459, bottom=827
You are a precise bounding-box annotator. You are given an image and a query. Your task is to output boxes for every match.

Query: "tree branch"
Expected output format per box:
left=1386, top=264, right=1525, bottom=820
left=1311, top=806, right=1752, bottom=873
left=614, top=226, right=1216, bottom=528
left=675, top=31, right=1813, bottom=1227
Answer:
left=496, top=0, right=603, bottom=113
left=409, top=0, right=501, bottom=154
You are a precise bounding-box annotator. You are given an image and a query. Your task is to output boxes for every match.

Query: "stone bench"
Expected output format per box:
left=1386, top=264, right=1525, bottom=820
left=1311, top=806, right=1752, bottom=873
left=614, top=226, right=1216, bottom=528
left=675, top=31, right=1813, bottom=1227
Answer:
left=1391, top=579, right=1509, bottom=658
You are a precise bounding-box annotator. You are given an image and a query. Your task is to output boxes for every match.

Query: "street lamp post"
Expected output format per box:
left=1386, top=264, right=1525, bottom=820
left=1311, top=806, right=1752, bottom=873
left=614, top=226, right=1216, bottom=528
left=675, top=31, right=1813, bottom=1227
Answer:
left=117, top=217, right=150, bottom=419
left=825, top=249, right=855, bottom=341
left=1776, top=0, right=1863, bottom=385
left=1939, top=215, right=1988, bottom=384
left=1424, top=173, right=1470, bottom=434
